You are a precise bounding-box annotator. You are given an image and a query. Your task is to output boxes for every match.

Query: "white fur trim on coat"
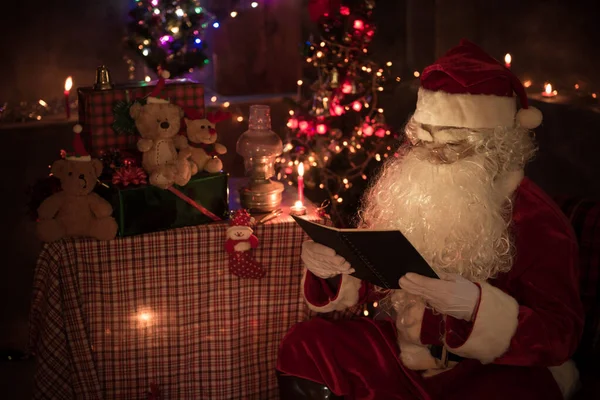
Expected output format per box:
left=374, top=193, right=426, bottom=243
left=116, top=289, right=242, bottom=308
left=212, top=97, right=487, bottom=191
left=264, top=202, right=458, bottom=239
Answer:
left=445, top=282, right=519, bottom=363
left=549, top=360, right=580, bottom=400
left=301, top=270, right=362, bottom=313
left=413, top=87, right=517, bottom=129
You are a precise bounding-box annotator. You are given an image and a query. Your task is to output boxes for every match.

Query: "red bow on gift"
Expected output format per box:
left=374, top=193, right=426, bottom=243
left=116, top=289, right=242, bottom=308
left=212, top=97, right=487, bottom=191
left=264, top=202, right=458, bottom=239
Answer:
left=112, top=166, right=148, bottom=187
left=308, top=0, right=341, bottom=22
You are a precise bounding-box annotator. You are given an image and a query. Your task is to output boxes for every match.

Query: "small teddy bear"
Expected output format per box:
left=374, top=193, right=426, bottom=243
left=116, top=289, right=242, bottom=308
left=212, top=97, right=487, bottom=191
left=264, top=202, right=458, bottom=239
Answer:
left=183, top=110, right=229, bottom=174
left=36, top=127, right=118, bottom=242
left=130, top=71, right=192, bottom=189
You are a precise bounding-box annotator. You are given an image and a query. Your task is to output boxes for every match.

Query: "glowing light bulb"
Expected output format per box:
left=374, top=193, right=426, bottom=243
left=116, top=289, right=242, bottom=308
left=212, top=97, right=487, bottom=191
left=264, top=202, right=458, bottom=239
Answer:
left=337, top=197, right=343, bottom=203
left=333, top=104, right=345, bottom=116
left=375, top=128, right=386, bottom=138
left=320, top=41, right=326, bottom=47
left=195, top=7, right=202, bottom=13
left=297, top=79, right=303, bottom=86
left=176, top=8, right=184, bottom=17
left=316, top=51, right=324, bottom=58
left=213, top=22, right=220, bottom=28
left=171, top=27, right=179, bottom=34
left=504, top=53, right=512, bottom=67
left=195, top=38, right=202, bottom=44
left=154, top=8, right=160, bottom=14
left=376, top=71, right=382, bottom=77
left=287, top=118, right=299, bottom=129
left=386, top=61, right=392, bottom=67
left=210, top=96, right=217, bottom=102
left=151, top=0, right=158, bottom=6
left=523, top=80, right=532, bottom=88
left=289, top=110, right=295, bottom=116
left=142, top=48, right=149, bottom=56
left=363, top=125, right=374, bottom=136
left=377, top=87, right=384, bottom=92
left=352, top=101, right=362, bottom=112
left=342, top=178, right=349, bottom=184
left=413, top=71, right=420, bottom=78
left=353, top=19, right=365, bottom=30
left=39, top=99, right=48, bottom=107
left=230, top=11, right=238, bottom=18
left=340, top=6, right=350, bottom=15
left=223, top=101, right=230, bottom=108
left=341, top=81, right=353, bottom=94
left=251, top=2, right=258, bottom=8
left=316, top=124, right=328, bottom=135
left=237, top=116, right=244, bottom=122
left=145, top=76, right=151, bottom=82
left=574, top=84, right=580, bottom=89
left=593, top=93, right=598, bottom=99
left=377, top=108, right=384, bottom=113
left=299, top=121, right=309, bottom=131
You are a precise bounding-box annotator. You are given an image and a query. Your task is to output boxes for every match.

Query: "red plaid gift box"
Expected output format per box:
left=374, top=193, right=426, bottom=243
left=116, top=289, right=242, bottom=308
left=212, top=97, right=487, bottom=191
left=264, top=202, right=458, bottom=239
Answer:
left=77, top=80, right=205, bottom=157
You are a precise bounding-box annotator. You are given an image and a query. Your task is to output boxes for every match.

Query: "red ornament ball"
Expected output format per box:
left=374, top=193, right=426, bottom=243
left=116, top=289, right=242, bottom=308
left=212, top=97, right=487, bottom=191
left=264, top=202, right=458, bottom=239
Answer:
left=363, top=124, right=374, bottom=136
left=299, top=121, right=309, bottom=132
left=287, top=118, right=299, bottom=129
left=375, top=128, right=386, bottom=138
left=353, top=19, right=365, bottom=30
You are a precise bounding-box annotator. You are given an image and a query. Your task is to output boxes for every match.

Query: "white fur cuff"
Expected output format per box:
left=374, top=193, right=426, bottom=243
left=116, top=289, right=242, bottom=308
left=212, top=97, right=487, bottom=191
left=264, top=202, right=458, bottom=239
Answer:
left=302, top=270, right=362, bottom=313
left=446, top=282, right=519, bottom=363
left=413, top=87, right=517, bottom=129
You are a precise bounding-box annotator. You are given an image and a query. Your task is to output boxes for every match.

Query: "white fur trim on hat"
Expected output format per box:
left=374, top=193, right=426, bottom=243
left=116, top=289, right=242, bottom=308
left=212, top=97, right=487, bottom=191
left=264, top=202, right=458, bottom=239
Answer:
left=66, top=155, right=92, bottom=162
left=516, top=106, right=543, bottom=129
left=413, top=87, right=517, bottom=129
left=147, top=97, right=170, bottom=104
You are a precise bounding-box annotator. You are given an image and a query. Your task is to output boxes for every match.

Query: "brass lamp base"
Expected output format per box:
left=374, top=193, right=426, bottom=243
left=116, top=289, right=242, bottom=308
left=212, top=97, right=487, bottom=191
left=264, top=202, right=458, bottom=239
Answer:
left=239, top=180, right=284, bottom=213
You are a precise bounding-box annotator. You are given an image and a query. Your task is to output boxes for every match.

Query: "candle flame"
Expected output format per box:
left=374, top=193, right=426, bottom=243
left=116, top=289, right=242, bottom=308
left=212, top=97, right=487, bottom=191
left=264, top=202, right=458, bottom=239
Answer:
left=298, top=163, right=304, bottom=177
left=544, top=83, right=552, bottom=95
left=294, top=200, right=303, bottom=208
left=64, top=76, right=73, bottom=91
left=504, top=53, right=512, bottom=64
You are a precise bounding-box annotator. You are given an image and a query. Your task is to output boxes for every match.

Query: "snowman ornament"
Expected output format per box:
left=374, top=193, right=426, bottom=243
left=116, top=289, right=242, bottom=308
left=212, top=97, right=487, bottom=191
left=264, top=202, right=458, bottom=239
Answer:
left=225, top=210, right=266, bottom=279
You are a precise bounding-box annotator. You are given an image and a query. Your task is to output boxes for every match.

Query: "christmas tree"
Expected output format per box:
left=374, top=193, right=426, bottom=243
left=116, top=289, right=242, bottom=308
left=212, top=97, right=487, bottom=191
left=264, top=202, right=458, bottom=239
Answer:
left=127, top=0, right=211, bottom=78
left=278, top=0, right=401, bottom=226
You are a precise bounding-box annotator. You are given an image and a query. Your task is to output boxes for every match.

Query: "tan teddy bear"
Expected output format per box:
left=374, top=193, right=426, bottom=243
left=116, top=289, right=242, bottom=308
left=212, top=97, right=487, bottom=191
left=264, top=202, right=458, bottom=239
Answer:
left=183, top=110, right=229, bottom=174
left=36, top=128, right=118, bottom=242
left=130, top=71, right=192, bottom=189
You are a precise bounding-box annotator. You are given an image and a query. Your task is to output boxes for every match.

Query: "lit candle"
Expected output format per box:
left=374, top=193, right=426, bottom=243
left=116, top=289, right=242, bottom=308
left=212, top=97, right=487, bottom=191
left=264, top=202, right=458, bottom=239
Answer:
left=297, top=163, right=305, bottom=204
left=64, top=77, right=73, bottom=119
left=504, top=53, right=512, bottom=69
left=290, top=200, right=307, bottom=216
left=542, top=83, right=557, bottom=98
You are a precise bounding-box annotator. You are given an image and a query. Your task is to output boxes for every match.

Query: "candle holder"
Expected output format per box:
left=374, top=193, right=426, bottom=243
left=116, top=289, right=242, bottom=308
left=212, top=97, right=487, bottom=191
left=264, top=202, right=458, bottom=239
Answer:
left=236, top=105, right=284, bottom=212
left=290, top=200, right=307, bottom=216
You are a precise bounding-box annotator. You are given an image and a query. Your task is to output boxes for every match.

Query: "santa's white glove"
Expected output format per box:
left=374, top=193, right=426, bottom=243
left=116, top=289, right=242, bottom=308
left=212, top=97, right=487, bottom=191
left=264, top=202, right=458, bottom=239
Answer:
left=399, top=272, right=480, bottom=321
left=301, top=240, right=355, bottom=279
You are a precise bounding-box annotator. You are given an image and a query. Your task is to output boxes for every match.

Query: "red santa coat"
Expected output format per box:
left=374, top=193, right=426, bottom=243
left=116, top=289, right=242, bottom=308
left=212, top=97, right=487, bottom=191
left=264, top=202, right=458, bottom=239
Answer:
left=277, top=178, right=584, bottom=399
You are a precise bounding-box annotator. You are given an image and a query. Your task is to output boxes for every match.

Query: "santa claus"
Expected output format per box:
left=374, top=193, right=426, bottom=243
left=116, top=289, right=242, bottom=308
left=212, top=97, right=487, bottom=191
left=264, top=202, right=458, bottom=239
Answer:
left=276, top=40, right=584, bottom=399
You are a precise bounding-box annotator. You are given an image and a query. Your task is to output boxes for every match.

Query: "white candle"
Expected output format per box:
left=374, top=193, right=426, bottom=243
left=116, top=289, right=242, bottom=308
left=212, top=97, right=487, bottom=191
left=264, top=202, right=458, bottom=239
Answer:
left=297, top=163, right=305, bottom=204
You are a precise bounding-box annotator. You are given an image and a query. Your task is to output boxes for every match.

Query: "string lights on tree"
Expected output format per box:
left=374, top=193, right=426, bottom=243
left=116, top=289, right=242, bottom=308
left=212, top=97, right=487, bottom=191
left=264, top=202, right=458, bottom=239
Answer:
left=277, top=0, right=401, bottom=225
left=127, top=0, right=263, bottom=78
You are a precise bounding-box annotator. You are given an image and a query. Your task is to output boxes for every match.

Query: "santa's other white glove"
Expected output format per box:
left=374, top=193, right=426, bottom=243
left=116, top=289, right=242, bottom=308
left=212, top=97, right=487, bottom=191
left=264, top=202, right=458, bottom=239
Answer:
left=399, top=272, right=480, bottom=321
left=301, top=240, right=355, bottom=279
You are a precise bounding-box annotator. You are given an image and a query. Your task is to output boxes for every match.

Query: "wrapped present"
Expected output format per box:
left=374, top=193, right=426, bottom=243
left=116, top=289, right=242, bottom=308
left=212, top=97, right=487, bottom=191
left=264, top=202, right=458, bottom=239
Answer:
left=77, top=78, right=205, bottom=157
left=96, top=172, right=228, bottom=237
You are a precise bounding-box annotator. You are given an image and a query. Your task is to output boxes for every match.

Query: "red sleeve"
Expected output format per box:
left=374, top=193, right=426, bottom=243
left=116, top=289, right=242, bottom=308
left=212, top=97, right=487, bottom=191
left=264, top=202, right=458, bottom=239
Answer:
left=443, top=223, right=584, bottom=366
left=302, top=270, right=370, bottom=312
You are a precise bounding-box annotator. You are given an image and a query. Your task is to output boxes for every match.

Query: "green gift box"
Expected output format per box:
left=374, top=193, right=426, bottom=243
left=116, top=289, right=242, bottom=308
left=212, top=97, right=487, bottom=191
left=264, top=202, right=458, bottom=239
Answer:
left=97, top=172, right=229, bottom=237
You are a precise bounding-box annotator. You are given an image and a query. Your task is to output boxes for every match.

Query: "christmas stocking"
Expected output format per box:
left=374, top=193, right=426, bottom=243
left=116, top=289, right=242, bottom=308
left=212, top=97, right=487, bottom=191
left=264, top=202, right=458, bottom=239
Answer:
left=225, top=210, right=266, bottom=279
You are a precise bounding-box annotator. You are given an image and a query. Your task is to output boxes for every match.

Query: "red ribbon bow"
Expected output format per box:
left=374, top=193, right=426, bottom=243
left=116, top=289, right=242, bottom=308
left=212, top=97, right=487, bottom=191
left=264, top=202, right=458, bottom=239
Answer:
left=112, top=166, right=148, bottom=187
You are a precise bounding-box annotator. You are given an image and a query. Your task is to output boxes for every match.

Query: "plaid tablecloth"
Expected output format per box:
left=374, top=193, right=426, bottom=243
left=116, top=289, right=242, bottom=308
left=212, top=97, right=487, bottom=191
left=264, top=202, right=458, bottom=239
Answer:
left=29, top=211, right=349, bottom=399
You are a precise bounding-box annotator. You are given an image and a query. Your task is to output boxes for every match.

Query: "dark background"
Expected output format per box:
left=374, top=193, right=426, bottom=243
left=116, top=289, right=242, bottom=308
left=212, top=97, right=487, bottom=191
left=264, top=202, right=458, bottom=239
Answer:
left=2, top=0, right=600, bottom=397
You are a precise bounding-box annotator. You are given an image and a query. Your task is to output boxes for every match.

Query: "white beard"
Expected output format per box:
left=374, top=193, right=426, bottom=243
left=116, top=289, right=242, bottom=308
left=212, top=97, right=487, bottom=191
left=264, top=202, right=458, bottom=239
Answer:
left=360, top=150, right=514, bottom=282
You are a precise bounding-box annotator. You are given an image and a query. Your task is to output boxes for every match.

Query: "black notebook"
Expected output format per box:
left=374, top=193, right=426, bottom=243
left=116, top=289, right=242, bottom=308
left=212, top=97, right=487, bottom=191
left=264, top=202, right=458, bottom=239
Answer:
left=292, top=216, right=438, bottom=289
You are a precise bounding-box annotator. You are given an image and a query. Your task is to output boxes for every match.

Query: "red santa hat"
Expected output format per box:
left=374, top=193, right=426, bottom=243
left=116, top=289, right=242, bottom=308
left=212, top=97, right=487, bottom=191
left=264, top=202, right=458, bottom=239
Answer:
left=227, top=209, right=255, bottom=235
left=412, top=39, right=542, bottom=130
left=67, top=124, right=91, bottom=161
left=147, top=70, right=171, bottom=104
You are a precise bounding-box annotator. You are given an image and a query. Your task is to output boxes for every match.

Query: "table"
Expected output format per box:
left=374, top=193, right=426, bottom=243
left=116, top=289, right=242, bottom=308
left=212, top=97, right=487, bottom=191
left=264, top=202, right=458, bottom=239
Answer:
left=28, top=179, right=341, bottom=399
